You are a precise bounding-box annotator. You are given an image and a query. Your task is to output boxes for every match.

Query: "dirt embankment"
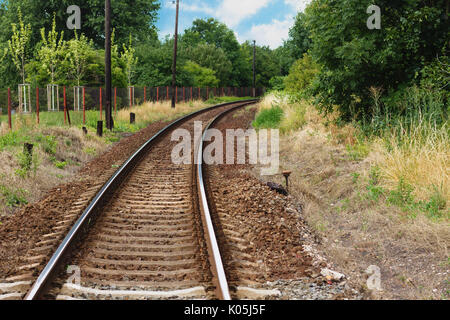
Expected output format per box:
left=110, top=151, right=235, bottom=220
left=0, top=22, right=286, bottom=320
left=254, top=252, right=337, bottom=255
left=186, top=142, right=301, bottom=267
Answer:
left=0, top=121, right=169, bottom=278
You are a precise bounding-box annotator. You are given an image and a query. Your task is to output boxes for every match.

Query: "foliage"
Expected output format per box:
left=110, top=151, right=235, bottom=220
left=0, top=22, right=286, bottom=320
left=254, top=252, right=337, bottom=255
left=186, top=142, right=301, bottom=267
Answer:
left=287, top=12, right=312, bottom=60
left=64, top=31, right=94, bottom=86
left=7, top=7, right=31, bottom=84
left=0, top=0, right=160, bottom=48
left=182, top=44, right=232, bottom=86
left=182, top=61, right=219, bottom=88
left=305, top=0, right=448, bottom=120
left=284, top=54, right=319, bottom=95
left=121, top=34, right=138, bottom=87
left=38, top=14, right=65, bottom=84
left=252, top=106, right=284, bottom=129
left=269, top=76, right=286, bottom=91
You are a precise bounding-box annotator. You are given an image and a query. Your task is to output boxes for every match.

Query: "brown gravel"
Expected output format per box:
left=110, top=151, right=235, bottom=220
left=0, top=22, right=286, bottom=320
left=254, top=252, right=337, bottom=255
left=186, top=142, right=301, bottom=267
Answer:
left=0, top=120, right=170, bottom=279
left=205, top=107, right=315, bottom=283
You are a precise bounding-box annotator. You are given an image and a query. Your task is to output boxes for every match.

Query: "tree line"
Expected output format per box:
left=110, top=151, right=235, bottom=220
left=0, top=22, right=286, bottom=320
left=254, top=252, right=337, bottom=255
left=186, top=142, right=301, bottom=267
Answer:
left=0, top=1, right=285, bottom=90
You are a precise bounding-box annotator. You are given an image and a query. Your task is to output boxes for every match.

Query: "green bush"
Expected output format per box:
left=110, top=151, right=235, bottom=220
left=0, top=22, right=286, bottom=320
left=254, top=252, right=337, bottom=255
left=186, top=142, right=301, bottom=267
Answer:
left=284, top=54, right=319, bottom=96
left=252, top=106, right=284, bottom=129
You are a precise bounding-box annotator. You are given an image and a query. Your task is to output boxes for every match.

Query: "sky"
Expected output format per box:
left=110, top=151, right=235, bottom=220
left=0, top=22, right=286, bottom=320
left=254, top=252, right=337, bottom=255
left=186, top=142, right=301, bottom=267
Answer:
left=156, top=0, right=311, bottom=49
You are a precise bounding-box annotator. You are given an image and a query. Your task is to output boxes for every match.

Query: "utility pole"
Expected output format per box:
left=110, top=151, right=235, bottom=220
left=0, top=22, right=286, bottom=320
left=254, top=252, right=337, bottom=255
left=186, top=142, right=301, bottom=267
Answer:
left=105, top=0, right=113, bottom=129
left=253, top=40, right=256, bottom=98
left=171, top=0, right=180, bottom=108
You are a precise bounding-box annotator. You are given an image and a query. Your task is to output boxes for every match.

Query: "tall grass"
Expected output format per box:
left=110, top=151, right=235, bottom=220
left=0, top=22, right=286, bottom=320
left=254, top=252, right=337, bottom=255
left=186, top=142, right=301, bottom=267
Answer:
left=365, top=87, right=448, bottom=214
left=253, top=92, right=308, bottom=134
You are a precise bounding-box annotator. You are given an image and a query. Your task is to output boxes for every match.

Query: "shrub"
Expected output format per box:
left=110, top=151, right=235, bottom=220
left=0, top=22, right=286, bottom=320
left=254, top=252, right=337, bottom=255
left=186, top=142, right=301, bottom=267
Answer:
left=252, top=106, right=284, bottom=129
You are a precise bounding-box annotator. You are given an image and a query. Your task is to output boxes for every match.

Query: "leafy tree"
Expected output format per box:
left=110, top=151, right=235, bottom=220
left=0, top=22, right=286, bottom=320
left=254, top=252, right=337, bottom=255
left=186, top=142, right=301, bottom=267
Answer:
left=305, top=0, right=449, bottom=120
left=65, top=31, right=95, bottom=86
left=284, top=54, right=319, bottom=94
left=288, top=12, right=312, bottom=59
left=121, top=34, right=138, bottom=87
left=183, top=61, right=219, bottom=88
left=38, top=14, right=65, bottom=84
left=7, top=7, right=31, bottom=84
left=241, top=41, right=280, bottom=88
left=0, top=0, right=160, bottom=48
left=182, top=44, right=232, bottom=86
left=183, top=18, right=247, bottom=86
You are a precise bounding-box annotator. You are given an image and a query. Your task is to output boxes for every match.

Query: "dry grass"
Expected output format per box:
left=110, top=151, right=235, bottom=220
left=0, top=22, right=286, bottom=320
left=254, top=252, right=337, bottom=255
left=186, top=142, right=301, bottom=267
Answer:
left=116, top=99, right=208, bottom=125
left=370, top=125, right=449, bottom=203
left=250, top=95, right=449, bottom=299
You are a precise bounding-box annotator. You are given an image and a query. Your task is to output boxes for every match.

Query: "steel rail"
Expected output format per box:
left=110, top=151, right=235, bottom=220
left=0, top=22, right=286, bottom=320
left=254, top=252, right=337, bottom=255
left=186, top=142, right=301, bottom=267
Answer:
left=196, top=101, right=257, bottom=300
left=24, top=99, right=258, bottom=300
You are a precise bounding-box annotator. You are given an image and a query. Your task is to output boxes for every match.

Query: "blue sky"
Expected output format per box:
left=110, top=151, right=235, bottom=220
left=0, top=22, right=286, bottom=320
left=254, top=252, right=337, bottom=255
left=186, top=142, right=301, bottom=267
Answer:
left=156, top=0, right=311, bottom=49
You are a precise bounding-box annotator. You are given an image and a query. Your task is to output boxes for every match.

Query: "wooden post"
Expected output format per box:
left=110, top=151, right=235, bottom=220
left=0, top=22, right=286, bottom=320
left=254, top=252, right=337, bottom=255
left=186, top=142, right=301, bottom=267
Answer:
left=130, top=112, right=135, bottom=124
left=36, top=87, right=40, bottom=124
left=97, top=120, right=103, bottom=137
left=206, top=87, right=209, bottom=100
left=83, top=87, right=86, bottom=125
left=157, top=87, right=159, bottom=102
left=64, top=86, right=71, bottom=125
left=190, top=87, right=193, bottom=101
left=7, top=88, right=11, bottom=130
left=100, top=87, right=103, bottom=121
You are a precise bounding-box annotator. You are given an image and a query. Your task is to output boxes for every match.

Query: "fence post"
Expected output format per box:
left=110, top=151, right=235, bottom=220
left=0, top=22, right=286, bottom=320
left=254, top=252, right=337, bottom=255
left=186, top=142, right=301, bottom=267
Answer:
left=100, top=87, right=102, bottom=121
left=190, top=87, right=193, bottom=101
left=36, top=87, right=40, bottom=124
left=83, top=87, right=86, bottom=125
left=157, top=87, right=159, bottom=102
left=64, top=86, right=71, bottom=125
left=206, top=87, right=209, bottom=100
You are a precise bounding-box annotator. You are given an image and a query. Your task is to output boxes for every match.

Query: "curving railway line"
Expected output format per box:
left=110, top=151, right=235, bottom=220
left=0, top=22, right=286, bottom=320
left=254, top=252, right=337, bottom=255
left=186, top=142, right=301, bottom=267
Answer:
left=15, top=99, right=275, bottom=300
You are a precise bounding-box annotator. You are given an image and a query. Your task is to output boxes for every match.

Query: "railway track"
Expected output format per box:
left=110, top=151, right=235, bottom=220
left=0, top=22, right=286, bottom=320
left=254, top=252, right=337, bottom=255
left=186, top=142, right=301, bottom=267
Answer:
left=13, top=100, right=263, bottom=300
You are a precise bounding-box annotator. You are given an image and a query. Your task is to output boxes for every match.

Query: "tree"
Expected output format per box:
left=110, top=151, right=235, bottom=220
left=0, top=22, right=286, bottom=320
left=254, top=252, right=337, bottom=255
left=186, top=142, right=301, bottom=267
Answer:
left=183, top=61, right=219, bottom=88
left=38, top=14, right=65, bottom=84
left=288, top=12, right=312, bottom=59
left=241, top=41, right=280, bottom=88
left=305, top=0, right=449, bottom=120
left=182, top=44, right=232, bottom=86
left=65, top=31, right=94, bottom=86
left=284, top=54, right=319, bottom=94
left=0, top=0, right=160, bottom=48
left=7, top=7, right=31, bottom=84
left=183, top=18, right=247, bottom=86
left=121, top=34, right=138, bottom=87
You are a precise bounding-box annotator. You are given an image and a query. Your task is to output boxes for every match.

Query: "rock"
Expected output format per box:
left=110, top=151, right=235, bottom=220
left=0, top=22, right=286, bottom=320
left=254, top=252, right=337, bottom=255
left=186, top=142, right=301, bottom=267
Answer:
left=266, top=182, right=288, bottom=196
left=320, top=268, right=346, bottom=282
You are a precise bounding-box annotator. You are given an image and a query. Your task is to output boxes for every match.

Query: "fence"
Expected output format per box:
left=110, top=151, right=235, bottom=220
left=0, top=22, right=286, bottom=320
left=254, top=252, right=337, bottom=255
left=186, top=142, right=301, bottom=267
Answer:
left=0, top=86, right=265, bottom=129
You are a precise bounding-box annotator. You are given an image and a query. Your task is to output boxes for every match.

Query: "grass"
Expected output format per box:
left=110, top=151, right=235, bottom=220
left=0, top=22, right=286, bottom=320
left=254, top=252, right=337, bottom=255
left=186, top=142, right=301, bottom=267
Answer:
left=0, top=97, right=246, bottom=215
left=252, top=90, right=449, bottom=299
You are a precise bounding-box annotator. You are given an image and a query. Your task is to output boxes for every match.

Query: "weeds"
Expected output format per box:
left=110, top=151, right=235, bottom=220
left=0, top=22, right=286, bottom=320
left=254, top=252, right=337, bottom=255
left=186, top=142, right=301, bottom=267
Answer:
left=0, top=185, right=28, bottom=207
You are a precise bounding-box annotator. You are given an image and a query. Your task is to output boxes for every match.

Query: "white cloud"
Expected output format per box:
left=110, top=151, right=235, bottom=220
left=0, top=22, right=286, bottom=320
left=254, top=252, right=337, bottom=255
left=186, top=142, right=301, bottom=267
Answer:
left=284, top=0, right=311, bottom=12
left=216, top=0, right=271, bottom=27
left=241, top=16, right=294, bottom=49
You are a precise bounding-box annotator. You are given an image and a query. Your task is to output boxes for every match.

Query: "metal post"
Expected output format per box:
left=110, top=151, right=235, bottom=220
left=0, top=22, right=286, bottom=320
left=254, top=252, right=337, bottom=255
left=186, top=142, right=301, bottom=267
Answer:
left=171, top=0, right=180, bottom=109
left=105, top=0, right=113, bottom=130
